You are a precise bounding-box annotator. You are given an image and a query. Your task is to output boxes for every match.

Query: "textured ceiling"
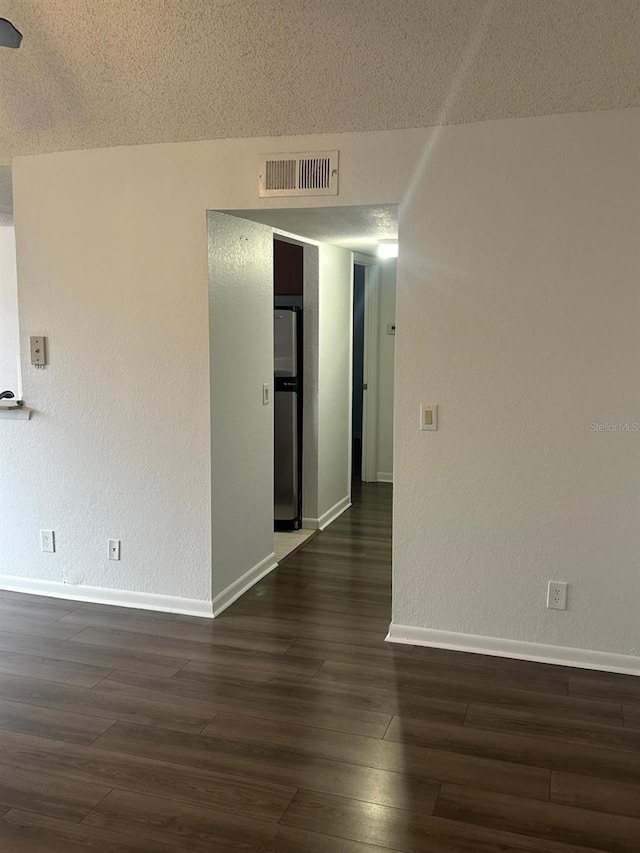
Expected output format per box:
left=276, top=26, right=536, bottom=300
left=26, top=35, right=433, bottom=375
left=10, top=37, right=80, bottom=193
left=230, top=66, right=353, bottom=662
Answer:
left=0, top=0, right=638, bottom=163
left=228, top=205, right=398, bottom=254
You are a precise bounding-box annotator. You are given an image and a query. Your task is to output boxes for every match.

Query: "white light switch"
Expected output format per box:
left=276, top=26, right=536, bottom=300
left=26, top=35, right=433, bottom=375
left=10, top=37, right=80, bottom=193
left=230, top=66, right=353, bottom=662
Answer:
left=420, top=405, right=438, bottom=431
left=262, top=383, right=270, bottom=405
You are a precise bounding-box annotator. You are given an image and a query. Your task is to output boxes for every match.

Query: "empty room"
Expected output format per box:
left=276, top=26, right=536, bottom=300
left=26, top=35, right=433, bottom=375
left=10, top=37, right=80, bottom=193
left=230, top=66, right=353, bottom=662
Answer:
left=1, top=2, right=639, bottom=851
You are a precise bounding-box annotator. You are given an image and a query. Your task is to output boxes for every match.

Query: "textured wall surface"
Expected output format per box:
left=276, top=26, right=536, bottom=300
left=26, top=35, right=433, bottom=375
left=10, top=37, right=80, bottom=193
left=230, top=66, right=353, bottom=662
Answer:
left=302, top=243, right=320, bottom=524
left=317, top=244, right=353, bottom=518
left=0, top=0, right=639, bottom=161
left=2, top=127, right=412, bottom=604
left=3, top=110, right=640, bottom=660
left=377, top=259, right=396, bottom=480
left=208, top=213, right=274, bottom=598
left=394, top=108, right=640, bottom=656
left=4, top=144, right=214, bottom=601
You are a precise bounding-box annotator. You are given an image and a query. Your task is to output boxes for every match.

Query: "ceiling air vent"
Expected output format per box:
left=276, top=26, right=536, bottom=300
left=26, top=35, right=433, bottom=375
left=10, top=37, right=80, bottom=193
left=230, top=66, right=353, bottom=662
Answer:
left=259, top=151, right=339, bottom=198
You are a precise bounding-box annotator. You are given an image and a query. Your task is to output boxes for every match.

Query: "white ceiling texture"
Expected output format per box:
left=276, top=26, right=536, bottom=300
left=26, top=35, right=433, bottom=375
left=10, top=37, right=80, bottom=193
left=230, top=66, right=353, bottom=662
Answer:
left=0, top=0, right=638, bottom=165
left=229, top=205, right=399, bottom=255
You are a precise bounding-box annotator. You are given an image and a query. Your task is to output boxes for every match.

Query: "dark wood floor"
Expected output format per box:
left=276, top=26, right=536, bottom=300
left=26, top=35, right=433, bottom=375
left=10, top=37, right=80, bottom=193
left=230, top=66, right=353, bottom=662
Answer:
left=1, top=483, right=640, bottom=851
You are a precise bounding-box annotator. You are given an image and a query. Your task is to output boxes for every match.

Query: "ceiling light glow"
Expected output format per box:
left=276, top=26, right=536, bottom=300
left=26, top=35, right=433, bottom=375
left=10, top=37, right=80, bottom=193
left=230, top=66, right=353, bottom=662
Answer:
left=377, top=240, right=398, bottom=259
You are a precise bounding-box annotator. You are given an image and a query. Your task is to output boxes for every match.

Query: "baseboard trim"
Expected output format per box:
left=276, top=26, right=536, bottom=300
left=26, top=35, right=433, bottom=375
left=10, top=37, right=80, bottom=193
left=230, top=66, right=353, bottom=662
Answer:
left=319, top=495, right=352, bottom=530
left=303, top=495, right=351, bottom=531
left=386, top=623, right=640, bottom=676
left=377, top=472, right=393, bottom=484
left=0, top=574, right=214, bottom=618
left=212, top=552, right=278, bottom=617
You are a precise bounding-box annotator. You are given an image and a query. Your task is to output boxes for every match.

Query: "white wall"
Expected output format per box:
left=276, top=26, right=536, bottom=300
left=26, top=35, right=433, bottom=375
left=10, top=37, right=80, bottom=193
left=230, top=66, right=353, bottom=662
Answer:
left=3, top=109, right=640, bottom=670
left=274, top=237, right=353, bottom=531
left=302, top=243, right=320, bottom=525
left=0, top=227, right=19, bottom=395
left=392, top=108, right=640, bottom=672
left=316, top=244, right=353, bottom=525
left=376, top=258, right=396, bottom=482
left=3, top=145, right=214, bottom=611
left=207, top=213, right=275, bottom=611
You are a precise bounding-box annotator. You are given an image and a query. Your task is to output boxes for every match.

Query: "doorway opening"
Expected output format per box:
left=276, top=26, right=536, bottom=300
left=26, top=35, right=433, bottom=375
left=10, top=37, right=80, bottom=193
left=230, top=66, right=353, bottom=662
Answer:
left=273, top=238, right=303, bottom=531
left=273, top=236, right=316, bottom=561
left=207, top=204, right=397, bottom=613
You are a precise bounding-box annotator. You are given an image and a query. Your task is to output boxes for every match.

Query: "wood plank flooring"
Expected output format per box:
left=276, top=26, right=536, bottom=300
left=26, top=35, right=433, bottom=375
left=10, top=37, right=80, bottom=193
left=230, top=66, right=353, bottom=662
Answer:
left=0, top=482, right=639, bottom=851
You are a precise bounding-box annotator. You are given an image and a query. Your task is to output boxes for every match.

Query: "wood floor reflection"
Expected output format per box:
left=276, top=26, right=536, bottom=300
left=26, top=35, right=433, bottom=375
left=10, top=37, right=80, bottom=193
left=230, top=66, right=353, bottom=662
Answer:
left=0, top=482, right=639, bottom=851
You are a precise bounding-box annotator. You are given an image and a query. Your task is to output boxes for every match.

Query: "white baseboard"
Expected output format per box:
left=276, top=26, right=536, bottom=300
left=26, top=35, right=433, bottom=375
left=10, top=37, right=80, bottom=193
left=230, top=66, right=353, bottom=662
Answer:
left=377, top=472, right=393, bottom=484
left=386, top=623, right=640, bottom=676
left=303, top=495, right=351, bottom=531
left=212, top=552, right=278, bottom=616
left=0, top=574, right=214, bottom=618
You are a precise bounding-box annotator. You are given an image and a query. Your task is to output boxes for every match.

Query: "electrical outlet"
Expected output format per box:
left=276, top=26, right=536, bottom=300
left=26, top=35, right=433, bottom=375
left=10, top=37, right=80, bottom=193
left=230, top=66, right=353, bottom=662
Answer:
left=40, top=530, right=55, bottom=553
left=547, top=581, right=568, bottom=611
left=108, top=539, right=121, bottom=561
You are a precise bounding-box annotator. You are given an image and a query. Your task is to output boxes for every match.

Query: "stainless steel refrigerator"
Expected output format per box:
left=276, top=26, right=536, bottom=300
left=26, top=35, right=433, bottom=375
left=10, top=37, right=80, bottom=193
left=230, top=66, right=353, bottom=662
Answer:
left=274, top=307, right=303, bottom=530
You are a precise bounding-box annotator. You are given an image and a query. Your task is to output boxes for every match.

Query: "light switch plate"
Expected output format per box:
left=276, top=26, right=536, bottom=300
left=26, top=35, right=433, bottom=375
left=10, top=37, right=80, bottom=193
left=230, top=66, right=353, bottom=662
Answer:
left=420, top=405, right=438, bottom=431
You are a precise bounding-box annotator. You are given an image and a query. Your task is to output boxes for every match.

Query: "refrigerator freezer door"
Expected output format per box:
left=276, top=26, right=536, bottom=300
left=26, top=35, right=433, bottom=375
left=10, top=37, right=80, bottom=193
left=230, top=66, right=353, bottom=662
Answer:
left=274, top=310, right=297, bottom=378
left=274, top=390, right=298, bottom=521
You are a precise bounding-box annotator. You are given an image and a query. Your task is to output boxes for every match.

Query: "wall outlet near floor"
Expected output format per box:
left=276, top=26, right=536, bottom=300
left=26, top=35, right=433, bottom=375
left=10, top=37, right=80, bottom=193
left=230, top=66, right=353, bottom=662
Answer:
left=108, top=539, right=121, bottom=560
left=40, top=529, right=55, bottom=553
left=547, top=580, right=568, bottom=610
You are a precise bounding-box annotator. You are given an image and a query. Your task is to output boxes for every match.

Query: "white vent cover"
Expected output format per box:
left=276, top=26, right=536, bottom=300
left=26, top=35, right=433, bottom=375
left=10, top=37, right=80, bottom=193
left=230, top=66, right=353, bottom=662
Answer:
left=259, top=151, right=339, bottom=197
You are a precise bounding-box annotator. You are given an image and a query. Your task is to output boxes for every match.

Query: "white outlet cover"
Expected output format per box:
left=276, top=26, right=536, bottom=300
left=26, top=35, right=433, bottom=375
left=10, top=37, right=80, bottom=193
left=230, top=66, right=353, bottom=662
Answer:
left=547, top=580, right=568, bottom=610
left=40, top=529, right=55, bottom=553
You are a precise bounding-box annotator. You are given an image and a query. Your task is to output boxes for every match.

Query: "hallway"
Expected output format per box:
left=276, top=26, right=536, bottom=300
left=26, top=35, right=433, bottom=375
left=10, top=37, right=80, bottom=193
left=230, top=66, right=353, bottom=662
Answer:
left=0, top=484, right=639, bottom=851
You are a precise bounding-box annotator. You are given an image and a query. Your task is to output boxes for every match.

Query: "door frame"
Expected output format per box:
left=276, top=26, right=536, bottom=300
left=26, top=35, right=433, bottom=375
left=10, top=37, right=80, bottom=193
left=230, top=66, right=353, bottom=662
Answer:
left=353, top=252, right=381, bottom=483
